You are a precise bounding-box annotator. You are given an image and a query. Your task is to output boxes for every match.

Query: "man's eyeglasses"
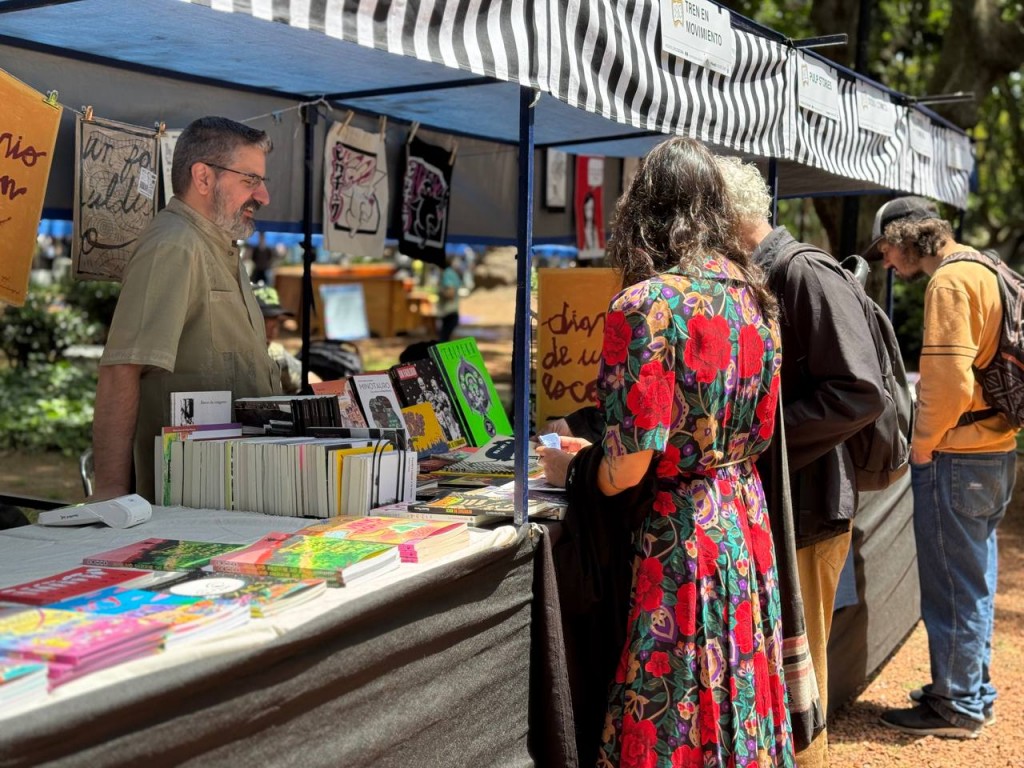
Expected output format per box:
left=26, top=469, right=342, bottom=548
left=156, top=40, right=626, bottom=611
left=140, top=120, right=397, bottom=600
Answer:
left=202, top=162, right=269, bottom=190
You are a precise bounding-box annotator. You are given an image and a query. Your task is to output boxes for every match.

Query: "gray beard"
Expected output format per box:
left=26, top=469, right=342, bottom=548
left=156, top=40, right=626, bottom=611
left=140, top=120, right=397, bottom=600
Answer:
left=213, top=186, right=258, bottom=240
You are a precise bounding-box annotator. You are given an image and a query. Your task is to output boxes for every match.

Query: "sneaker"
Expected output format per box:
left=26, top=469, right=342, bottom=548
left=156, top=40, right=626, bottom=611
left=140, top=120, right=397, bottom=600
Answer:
left=908, top=688, right=996, bottom=725
left=879, top=704, right=982, bottom=739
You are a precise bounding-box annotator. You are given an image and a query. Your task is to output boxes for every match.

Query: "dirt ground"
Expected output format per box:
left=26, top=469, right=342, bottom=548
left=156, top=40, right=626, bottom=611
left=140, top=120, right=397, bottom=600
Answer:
left=1, top=283, right=1020, bottom=765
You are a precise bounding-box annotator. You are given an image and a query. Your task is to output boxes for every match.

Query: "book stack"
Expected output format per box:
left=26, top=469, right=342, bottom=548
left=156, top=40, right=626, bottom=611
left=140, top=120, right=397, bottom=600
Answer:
left=0, top=655, right=48, bottom=714
left=48, top=587, right=251, bottom=648
left=82, top=539, right=247, bottom=571
left=0, top=605, right=168, bottom=686
left=150, top=574, right=327, bottom=618
left=300, top=515, right=470, bottom=563
left=233, top=395, right=344, bottom=436
left=210, top=532, right=400, bottom=586
left=383, top=482, right=565, bottom=526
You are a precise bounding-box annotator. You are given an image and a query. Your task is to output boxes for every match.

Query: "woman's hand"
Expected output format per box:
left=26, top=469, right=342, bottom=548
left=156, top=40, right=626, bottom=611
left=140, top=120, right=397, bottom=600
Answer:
left=535, top=435, right=592, bottom=487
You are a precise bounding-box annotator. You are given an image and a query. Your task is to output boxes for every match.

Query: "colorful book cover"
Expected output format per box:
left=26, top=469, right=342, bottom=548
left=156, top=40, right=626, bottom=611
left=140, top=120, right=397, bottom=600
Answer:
left=257, top=534, right=398, bottom=584
left=389, top=359, right=466, bottom=447
left=433, top=435, right=538, bottom=477
left=409, top=487, right=563, bottom=520
left=0, top=566, right=147, bottom=606
left=349, top=373, right=408, bottom=432
left=0, top=655, right=47, bottom=684
left=82, top=538, right=246, bottom=571
left=429, top=338, right=512, bottom=447
left=208, top=532, right=296, bottom=576
left=401, top=402, right=449, bottom=456
left=0, top=605, right=167, bottom=665
left=49, top=586, right=202, bottom=615
left=310, top=378, right=369, bottom=429
left=162, top=575, right=327, bottom=618
left=302, top=515, right=468, bottom=562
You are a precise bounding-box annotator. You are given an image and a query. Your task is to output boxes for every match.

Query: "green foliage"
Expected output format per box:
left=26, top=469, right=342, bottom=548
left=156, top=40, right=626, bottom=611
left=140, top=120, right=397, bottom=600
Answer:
left=891, top=279, right=928, bottom=371
left=0, top=284, right=99, bottom=368
left=0, top=363, right=96, bottom=455
left=62, top=277, right=121, bottom=335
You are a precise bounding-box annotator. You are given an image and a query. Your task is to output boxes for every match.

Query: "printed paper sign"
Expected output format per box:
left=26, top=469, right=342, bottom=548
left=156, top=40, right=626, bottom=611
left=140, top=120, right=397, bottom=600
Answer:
left=948, top=134, right=974, bottom=172
left=856, top=82, right=896, bottom=137
left=797, top=54, right=840, bottom=122
left=324, top=121, right=388, bottom=260
left=535, top=268, right=621, bottom=427
left=909, top=112, right=934, bottom=158
left=73, top=116, right=159, bottom=282
left=660, top=0, right=736, bottom=76
left=0, top=68, right=62, bottom=307
left=575, top=156, right=605, bottom=260
left=399, top=136, right=453, bottom=267
left=159, top=129, right=181, bottom=205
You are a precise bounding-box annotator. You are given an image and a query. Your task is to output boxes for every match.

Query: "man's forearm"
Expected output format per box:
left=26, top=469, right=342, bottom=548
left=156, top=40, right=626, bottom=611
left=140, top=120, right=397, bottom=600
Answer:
left=91, top=364, right=143, bottom=499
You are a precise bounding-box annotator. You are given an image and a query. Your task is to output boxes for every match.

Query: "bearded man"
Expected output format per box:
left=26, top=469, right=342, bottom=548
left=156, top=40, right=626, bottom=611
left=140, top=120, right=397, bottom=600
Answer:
left=91, top=117, right=281, bottom=503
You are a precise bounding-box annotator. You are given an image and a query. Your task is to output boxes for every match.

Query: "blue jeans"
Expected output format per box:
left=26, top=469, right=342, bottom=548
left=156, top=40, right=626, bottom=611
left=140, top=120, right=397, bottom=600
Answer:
left=911, top=450, right=1016, bottom=728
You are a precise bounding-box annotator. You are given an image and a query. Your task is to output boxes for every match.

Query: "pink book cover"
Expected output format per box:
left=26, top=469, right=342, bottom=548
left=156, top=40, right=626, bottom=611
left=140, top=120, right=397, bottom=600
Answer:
left=209, top=532, right=295, bottom=575
left=302, top=515, right=467, bottom=560
left=81, top=539, right=173, bottom=568
left=0, top=566, right=145, bottom=606
left=310, top=378, right=368, bottom=429
left=0, top=607, right=168, bottom=665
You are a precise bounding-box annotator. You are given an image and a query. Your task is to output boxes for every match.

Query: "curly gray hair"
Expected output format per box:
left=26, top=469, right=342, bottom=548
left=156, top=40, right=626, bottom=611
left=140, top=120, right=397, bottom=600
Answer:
left=714, top=155, right=772, bottom=227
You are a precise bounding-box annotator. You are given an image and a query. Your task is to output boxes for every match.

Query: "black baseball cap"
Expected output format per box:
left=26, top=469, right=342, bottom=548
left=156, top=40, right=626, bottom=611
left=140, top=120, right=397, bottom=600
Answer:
left=863, top=196, right=940, bottom=260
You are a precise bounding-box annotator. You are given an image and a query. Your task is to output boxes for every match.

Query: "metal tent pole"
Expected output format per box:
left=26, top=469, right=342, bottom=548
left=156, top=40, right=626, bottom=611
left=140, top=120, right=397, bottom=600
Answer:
left=768, top=158, right=780, bottom=225
left=299, top=104, right=317, bottom=392
left=513, top=86, right=536, bottom=527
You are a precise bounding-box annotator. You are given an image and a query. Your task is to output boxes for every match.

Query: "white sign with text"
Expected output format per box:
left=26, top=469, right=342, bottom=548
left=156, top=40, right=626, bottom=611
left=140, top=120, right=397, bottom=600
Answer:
left=797, top=54, right=840, bottom=121
left=660, top=0, right=736, bottom=77
left=909, top=112, right=934, bottom=158
left=856, top=81, right=896, bottom=137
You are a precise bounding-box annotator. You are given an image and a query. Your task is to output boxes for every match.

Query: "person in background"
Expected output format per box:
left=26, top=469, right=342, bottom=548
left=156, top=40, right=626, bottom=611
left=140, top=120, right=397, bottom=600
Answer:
left=537, top=137, right=794, bottom=767
left=254, top=284, right=321, bottom=394
left=871, top=198, right=1017, bottom=739
left=249, top=231, right=275, bottom=284
left=437, top=254, right=465, bottom=342
left=715, top=156, right=886, bottom=766
left=90, top=116, right=281, bottom=503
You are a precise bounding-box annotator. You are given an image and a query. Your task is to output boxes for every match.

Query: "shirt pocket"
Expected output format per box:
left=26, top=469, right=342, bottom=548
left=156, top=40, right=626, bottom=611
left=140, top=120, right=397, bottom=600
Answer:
left=208, top=289, right=253, bottom=353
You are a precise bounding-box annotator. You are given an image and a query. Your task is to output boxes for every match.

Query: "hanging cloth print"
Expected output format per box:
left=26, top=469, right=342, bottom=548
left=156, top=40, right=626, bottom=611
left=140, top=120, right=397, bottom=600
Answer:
left=323, top=121, right=388, bottom=260
left=399, top=136, right=453, bottom=267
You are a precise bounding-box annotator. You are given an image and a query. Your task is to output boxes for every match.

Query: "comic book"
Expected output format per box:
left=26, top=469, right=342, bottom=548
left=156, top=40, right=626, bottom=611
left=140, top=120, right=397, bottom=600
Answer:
left=429, top=338, right=512, bottom=446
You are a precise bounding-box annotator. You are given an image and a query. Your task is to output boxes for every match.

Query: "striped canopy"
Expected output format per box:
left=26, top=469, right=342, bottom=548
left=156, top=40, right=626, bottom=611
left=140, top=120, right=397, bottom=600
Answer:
left=0, top=0, right=971, bottom=207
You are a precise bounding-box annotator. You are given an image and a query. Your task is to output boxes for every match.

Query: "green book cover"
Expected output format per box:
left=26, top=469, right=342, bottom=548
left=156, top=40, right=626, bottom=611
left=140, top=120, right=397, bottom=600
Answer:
left=429, top=338, right=513, bottom=447
left=260, top=535, right=396, bottom=583
left=127, top=540, right=247, bottom=571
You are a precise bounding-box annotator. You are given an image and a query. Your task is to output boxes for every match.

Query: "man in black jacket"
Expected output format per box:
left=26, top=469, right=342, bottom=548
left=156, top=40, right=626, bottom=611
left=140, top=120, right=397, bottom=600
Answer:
left=716, top=157, right=886, bottom=768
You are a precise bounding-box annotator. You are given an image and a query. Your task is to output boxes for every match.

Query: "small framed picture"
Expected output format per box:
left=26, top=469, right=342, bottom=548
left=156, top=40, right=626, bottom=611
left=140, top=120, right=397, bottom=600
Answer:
left=544, top=148, right=568, bottom=210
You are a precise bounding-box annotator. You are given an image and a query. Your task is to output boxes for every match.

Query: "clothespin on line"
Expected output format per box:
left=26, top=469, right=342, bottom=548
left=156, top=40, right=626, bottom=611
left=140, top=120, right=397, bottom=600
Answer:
left=82, top=105, right=94, bottom=122
left=43, top=90, right=60, bottom=109
left=154, top=121, right=166, bottom=135
left=449, top=140, right=459, bottom=164
left=407, top=121, right=420, bottom=145
left=340, top=110, right=354, bottom=132
left=378, top=115, right=387, bottom=138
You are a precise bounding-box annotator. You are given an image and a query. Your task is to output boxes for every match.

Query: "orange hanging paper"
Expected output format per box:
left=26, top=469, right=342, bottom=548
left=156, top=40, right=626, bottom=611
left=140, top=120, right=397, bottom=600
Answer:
left=0, top=68, right=62, bottom=307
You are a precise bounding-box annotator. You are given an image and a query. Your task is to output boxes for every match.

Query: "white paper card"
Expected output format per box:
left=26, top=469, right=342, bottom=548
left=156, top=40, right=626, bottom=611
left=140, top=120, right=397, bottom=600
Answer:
left=798, top=54, right=840, bottom=121
left=856, top=82, right=896, bottom=137
left=949, top=135, right=974, bottom=172
left=910, top=112, right=934, bottom=158
left=660, top=0, right=736, bottom=77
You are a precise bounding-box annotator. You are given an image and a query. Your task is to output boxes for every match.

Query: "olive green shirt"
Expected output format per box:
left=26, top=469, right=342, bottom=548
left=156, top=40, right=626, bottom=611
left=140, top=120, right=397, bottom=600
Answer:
left=101, top=197, right=281, bottom=502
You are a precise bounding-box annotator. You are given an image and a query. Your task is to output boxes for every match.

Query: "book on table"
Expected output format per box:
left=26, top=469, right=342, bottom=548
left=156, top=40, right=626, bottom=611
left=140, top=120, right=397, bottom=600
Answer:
left=348, top=372, right=408, bottom=433
left=0, top=654, right=49, bottom=714
left=0, top=605, right=168, bottom=686
left=400, top=402, right=449, bottom=456
left=210, top=532, right=400, bottom=586
left=369, top=501, right=505, bottom=527
left=48, top=587, right=251, bottom=647
left=429, top=338, right=513, bottom=447
left=310, top=378, right=369, bottom=429
left=149, top=574, right=328, bottom=618
left=433, top=435, right=539, bottom=477
left=299, top=515, right=469, bottom=563
left=169, top=390, right=232, bottom=427
left=0, top=566, right=157, bottom=606
left=405, top=484, right=565, bottom=521
left=82, top=539, right=247, bottom=571
left=388, top=359, right=466, bottom=448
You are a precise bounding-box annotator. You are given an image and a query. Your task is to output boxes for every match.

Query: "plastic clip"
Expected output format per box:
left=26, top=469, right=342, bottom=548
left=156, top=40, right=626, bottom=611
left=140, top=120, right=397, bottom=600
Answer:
left=83, top=105, right=94, bottom=122
left=449, top=140, right=459, bottom=164
left=44, top=90, right=60, bottom=108
left=407, top=121, right=420, bottom=145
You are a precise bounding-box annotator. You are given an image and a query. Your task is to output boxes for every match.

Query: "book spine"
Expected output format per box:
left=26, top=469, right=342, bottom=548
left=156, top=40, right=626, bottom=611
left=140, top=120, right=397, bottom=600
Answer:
left=428, top=347, right=474, bottom=443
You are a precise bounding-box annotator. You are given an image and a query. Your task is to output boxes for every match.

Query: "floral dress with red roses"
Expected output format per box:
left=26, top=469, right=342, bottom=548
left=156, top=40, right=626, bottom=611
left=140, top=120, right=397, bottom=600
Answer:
left=595, top=258, right=793, bottom=768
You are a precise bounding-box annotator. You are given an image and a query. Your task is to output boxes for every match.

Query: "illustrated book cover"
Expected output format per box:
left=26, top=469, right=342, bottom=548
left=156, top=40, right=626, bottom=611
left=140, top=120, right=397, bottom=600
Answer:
left=82, top=539, right=246, bottom=571
left=310, top=378, right=369, bottom=429
left=159, top=574, right=327, bottom=618
left=400, top=402, right=449, bottom=456
left=429, top=338, right=513, bottom=446
left=349, top=373, right=408, bottom=432
left=388, top=359, right=466, bottom=447
left=300, top=515, right=468, bottom=562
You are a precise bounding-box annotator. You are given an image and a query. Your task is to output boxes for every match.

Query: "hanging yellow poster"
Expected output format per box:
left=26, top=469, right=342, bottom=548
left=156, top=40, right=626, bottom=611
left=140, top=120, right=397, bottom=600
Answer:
left=0, top=69, right=62, bottom=307
left=535, top=267, right=621, bottom=428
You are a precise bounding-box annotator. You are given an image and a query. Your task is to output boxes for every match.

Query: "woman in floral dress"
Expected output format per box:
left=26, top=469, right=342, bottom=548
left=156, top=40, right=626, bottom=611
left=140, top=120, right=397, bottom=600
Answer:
left=539, top=137, right=794, bottom=767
